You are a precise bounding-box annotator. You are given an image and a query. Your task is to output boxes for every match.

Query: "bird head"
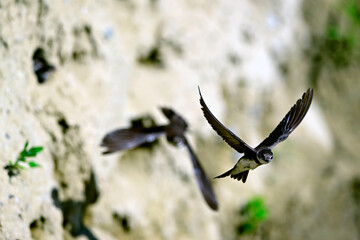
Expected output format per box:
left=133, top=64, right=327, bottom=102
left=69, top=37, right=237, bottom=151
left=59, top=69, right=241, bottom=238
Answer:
left=257, top=149, right=273, bottom=164
left=160, top=107, right=188, bottom=130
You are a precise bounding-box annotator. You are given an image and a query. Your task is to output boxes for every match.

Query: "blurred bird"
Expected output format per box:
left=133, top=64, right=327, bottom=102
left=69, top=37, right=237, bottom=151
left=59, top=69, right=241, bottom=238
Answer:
left=101, top=107, right=219, bottom=210
left=199, top=88, right=313, bottom=183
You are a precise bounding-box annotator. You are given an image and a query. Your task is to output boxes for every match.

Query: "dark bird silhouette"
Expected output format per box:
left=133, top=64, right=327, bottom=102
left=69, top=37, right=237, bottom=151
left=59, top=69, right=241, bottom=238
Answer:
left=101, top=107, right=218, bottom=210
left=199, top=88, right=313, bottom=183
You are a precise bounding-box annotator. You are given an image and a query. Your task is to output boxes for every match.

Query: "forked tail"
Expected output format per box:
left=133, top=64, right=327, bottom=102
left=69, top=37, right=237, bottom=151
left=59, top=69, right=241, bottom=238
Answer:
left=231, top=170, right=249, bottom=183
left=214, top=168, right=234, bottom=179
left=215, top=168, right=249, bottom=183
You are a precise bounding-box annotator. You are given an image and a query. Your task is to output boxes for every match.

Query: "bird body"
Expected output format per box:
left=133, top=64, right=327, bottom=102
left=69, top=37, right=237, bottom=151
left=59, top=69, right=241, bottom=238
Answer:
left=199, top=88, right=313, bottom=183
left=101, top=107, right=219, bottom=210
left=233, top=157, right=260, bottom=173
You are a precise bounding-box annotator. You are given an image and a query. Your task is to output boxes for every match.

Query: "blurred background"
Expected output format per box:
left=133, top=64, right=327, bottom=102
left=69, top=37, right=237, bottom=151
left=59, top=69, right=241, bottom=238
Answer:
left=0, top=0, right=359, bottom=239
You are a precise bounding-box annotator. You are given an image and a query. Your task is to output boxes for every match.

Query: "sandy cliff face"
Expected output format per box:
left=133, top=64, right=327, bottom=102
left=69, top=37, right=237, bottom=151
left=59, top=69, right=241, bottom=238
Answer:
left=0, top=0, right=359, bottom=240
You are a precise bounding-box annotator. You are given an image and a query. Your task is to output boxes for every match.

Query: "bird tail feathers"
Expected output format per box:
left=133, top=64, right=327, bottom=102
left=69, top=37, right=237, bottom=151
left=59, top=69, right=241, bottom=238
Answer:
left=231, top=170, right=249, bottom=183
left=214, top=168, right=234, bottom=179
left=215, top=168, right=249, bottom=183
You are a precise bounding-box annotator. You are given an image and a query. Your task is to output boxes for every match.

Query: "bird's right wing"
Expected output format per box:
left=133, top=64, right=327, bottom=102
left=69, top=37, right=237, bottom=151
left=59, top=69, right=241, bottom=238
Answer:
left=255, top=88, right=313, bottom=150
left=183, top=136, right=218, bottom=211
left=199, top=87, right=256, bottom=155
left=101, top=126, right=166, bottom=154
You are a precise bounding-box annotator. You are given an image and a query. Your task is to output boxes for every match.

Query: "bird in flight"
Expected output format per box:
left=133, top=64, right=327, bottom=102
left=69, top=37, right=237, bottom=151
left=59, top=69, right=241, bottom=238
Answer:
left=101, top=107, right=219, bottom=210
left=199, top=88, right=313, bottom=183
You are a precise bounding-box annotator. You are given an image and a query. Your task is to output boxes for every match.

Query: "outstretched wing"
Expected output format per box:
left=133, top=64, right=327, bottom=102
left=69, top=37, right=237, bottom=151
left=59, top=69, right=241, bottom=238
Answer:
left=256, top=88, right=313, bottom=150
left=101, top=126, right=166, bottom=154
left=198, top=87, right=256, bottom=155
left=183, top=136, right=218, bottom=211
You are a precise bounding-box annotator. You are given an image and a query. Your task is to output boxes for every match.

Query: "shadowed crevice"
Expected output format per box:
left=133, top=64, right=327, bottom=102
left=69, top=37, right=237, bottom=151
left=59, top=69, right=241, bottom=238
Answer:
left=51, top=170, right=99, bottom=240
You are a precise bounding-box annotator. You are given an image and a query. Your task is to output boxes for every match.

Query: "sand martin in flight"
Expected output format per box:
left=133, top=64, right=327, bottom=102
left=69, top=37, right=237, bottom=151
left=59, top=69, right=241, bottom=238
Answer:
left=199, top=88, right=313, bottom=183
left=101, top=107, right=218, bottom=210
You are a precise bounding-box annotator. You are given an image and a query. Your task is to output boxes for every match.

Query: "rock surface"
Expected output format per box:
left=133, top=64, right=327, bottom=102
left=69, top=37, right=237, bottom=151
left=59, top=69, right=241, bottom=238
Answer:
left=0, top=0, right=359, bottom=240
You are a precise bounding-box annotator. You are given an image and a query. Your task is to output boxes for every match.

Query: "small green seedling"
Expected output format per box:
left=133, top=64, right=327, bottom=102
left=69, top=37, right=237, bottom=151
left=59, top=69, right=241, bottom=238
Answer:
left=4, top=141, right=43, bottom=177
left=237, top=196, right=269, bottom=235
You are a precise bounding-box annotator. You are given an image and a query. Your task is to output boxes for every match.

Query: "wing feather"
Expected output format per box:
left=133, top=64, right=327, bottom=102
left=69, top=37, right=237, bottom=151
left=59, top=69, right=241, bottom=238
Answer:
left=255, top=88, right=313, bottom=150
left=101, top=126, right=165, bottom=154
left=198, top=87, right=256, bottom=154
left=183, top=137, right=218, bottom=210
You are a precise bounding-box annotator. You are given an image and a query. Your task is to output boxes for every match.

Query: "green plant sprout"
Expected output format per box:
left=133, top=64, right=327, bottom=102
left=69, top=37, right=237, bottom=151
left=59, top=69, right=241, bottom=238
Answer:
left=4, top=141, right=43, bottom=177
left=237, top=196, right=269, bottom=235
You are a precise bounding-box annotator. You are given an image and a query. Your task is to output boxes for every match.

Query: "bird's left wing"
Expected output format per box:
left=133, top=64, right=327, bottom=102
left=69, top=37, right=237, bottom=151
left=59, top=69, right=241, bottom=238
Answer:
left=255, top=88, right=313, bottom=150
left=183, top=136, right=218, bottom=211
left=199, top=87, right=256, bottom=155
left=101, top=126, right=166, bottom=154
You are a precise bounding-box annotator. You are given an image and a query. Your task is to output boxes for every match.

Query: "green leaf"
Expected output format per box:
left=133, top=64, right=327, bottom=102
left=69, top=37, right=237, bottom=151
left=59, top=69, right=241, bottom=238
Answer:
left=254, top=208, right=268, bottom=222
left=237, top=222, right=254, bottom=234
left=241, top=197, right=269, bottom=222
left=20, top=150, right=27, bottom=158
left=6, top=141, right=44, bottom=177
left=26, top=147, right=43, bottom=157
left=28, top=161, right=40, bottom=168
left=20, top=141, right=29, bottom=156
left=23, top=141, right=29, bottom=151
left=17, top=156, right=26, bottom=162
